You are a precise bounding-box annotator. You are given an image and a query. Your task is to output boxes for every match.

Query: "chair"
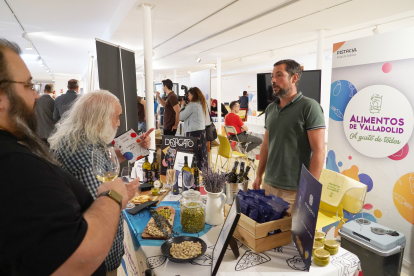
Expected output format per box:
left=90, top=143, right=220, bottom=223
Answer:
left=223, top=125, right=249, bottom=154
left=239, top=108, right=248, bottom=121
left=215, top=134, right=248, bottom=172
left=316, top=168, right=367, bottom=230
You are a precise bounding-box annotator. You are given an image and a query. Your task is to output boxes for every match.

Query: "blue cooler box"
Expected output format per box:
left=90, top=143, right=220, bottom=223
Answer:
left=338, top=218, right=406, bottom=276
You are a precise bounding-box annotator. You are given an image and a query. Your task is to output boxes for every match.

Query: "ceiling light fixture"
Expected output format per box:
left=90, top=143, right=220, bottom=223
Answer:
left=46, top=68, right=50, bottom=73
left=373, top=26, right=380, bottom=35
left=25, top=42, right=33, bottom=50
left=196, top=57, right=201, bottom=63
left=239, top=58, right=243, bottom=64
left=214, top=64, right=217, bottom=69
left=269, top=50, right=274, bottom=58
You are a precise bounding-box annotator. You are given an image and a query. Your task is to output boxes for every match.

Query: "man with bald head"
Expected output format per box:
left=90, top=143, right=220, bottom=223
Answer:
left=0, top=39, right=151, bottom=275
left=53, top=78, right=80, bottom=121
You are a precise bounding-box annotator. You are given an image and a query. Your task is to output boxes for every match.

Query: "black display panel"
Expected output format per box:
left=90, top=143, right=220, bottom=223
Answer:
left=257, top=70, right=321, bottom=111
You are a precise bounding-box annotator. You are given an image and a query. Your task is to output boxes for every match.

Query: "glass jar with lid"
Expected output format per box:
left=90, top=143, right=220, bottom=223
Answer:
left=313, top=248, right=330, bottom=266
left=180, top=190, right=205, bottom=233
left=324, top=239, right=339, bottom=255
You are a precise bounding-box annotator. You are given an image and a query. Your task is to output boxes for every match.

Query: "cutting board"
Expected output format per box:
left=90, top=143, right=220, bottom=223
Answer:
left=133, top=188, right=170, bottom=207
left=142, top=206, right=176, bottom=240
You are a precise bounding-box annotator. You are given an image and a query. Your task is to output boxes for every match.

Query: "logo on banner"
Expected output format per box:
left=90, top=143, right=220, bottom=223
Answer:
left=165, top=138, right=194, bottom=148
left=343, top=85, right=414, bottom=158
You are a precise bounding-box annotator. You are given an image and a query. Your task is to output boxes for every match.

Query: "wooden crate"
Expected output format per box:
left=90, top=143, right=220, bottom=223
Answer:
left=224, top=204, right=292, bottom=253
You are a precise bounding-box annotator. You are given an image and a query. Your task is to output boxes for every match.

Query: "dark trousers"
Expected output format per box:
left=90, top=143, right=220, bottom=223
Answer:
left=164, top=129, right=177, bottom=136
left=229, top=132, right=262, bottom=152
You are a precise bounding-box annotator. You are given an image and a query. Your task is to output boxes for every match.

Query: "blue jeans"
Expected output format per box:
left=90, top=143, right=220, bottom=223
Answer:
left=138, top=121, right=147, bottom=134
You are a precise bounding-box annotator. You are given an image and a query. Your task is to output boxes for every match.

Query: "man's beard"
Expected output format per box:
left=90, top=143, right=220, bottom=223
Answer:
left=103, top=126, right=118, bottom=144
left=8, top=89, right=58, bottom=165
left=273, top=83, right=291, bottom=99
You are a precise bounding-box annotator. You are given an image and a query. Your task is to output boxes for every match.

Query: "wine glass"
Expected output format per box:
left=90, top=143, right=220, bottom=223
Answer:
left=182, top=170, right=194, bottom=191
left=92, top=146, right=120, bottom=183
left=121, top=167, right=137, bottom=209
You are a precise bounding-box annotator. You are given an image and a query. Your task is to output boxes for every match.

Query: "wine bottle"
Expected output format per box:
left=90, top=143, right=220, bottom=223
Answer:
left=151, top=152, right=159, bottom=182
left=191, top=156, right=199, bottom=190
left=227, top=161, right=239, bottom=183
left=237, top=162, right=245, bottom=183
left=182, top=156, right=191, bottom=190
left=237, top=165, right=251, bottom=183
left=142, top=156, right=152, bottom=184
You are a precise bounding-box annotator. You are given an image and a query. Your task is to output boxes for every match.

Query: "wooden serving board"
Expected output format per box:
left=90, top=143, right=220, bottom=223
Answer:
left=133, top=188, right=170, bottom=206
left=142, top=206, right=176, bottom=240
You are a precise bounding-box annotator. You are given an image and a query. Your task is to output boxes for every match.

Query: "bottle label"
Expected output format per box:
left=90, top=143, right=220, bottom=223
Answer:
left=143, top=169, right=148, bottom=182
left=152, top=170, right=159, bottom=182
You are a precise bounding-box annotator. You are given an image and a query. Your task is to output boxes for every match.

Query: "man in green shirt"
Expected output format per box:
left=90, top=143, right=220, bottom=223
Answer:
left=252, top=59, right=325, bottom=211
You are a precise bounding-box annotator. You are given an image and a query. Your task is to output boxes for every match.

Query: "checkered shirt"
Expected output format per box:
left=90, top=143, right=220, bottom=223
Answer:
left=53, top=141, right=124, bottom=272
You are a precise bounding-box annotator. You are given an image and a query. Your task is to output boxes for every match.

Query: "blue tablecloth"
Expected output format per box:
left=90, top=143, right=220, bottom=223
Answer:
left=123, top=201, right=213, bottom=250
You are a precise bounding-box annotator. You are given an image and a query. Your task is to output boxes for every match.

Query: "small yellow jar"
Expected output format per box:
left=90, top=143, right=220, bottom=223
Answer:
left=314, top=231, right=326, bottom=244
left=313, top=241, right=324, bottom=254
left=313, top=248, right=330, bottom=266
left=324, top=239, right=339, bottom=255
left=151, top=187, right=159, bottom=196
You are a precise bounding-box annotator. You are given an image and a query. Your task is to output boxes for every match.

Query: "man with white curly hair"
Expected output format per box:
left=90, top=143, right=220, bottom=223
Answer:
left=49, top=91, right=153, bottom=276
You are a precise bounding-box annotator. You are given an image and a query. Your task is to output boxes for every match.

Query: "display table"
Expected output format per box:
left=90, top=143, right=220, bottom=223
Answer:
left=120, top=192, right=361, bottom=276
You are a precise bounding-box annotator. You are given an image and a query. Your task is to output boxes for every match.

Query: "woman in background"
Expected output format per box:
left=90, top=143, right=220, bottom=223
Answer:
left=210, top=99, right=228, bottom=117
left=179, top=87, right=208, bottom=168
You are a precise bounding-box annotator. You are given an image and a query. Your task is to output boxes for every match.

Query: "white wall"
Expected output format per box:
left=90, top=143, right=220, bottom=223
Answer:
left=53, top=74, right=82, bottom=97
left=209, top=51, right=333, bottom=142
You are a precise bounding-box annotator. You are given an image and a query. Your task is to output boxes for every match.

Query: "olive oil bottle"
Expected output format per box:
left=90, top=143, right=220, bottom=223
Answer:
left=182, top=156, right=191, bottom=190
left=151, top=152, right=159, bottom=182
left=191, top=156, right=199, bottom=191
left=142, top=156, right=152, bottom=184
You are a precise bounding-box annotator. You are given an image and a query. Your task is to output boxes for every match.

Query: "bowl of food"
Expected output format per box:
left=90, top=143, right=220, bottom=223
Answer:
left=161, top=236, right=207, bottom=263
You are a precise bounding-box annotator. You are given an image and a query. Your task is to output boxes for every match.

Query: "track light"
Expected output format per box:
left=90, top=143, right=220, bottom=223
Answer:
left=269, top=50, right=274, bottom=58
left=21, top=33, right=30, bottom=41
left=214, top=64, right=217, bottom=69
left=46, top=68, right=50, bottom=73
left=196, top=57, right=201, bottom=63
left=26, top=43, right=33, bottom=50
left=239, top=58, right=243, bottom=64
left=373, top=26, right=380, bottom=35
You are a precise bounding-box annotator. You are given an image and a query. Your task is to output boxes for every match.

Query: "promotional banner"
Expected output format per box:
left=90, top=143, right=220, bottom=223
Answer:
left=292, top=165, right=322, bottom=271
left=161, top=135, right=197, bottom=175
left=326, top=26, right=414, bottom=265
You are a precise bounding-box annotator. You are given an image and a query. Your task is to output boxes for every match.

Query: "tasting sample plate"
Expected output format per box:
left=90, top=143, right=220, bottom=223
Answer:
left=161, top=236, right=207, bottom=263
left=142, top=206, right=176, bottom=240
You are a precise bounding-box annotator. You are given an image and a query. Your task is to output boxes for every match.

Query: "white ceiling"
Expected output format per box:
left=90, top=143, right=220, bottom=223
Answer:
left=1, top=0, right=414, bottom=83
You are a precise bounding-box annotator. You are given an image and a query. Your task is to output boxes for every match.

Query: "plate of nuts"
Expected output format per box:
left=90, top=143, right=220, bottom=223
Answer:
left=161, top=236, right=207, bottom=263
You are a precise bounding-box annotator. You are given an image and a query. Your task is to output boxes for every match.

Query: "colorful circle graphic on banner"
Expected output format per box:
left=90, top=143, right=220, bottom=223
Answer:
left=388, top=143, right=409, bottom=161
left=329, top=80, right=357, bottom=121
left=343, top=85, right=414, bottom=158
left=393, top=172, right=414, bottom=225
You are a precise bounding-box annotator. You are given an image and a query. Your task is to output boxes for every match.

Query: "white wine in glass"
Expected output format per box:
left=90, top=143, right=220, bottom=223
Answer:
left=92, top=146, right=120, bottom=183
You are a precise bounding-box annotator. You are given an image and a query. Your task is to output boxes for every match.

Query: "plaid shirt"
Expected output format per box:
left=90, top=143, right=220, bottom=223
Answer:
left=53, top=141, right=124, bottom=271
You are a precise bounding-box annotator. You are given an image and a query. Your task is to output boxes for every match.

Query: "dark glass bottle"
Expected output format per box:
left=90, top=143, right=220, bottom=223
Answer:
left=191, top=156, right=199, bottom=190
left=227, top=161, right=239, bottom=183
left=151, top=152, right=159, bottom=182
left=237, top=162, right=245, bottom=183
left=237, top=165, right=251, bottom=183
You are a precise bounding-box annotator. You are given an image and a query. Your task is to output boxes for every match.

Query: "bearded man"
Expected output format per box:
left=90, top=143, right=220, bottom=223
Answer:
left=252, top=59, right=325, bottom=212
left=49, top=91, right=153, bottom=276
left=0, top=39, right=150, bottom=275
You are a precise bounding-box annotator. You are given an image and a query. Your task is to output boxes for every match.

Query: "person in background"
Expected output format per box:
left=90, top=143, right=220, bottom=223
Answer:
left=156, top=79, right=180, bottom=135
left=210, top=99, right=228, bottom=117
left=35, top=83, right=57, bottom=146
left=252, top=59, right=325, bottom=212
left=53, top=79, right=80, bottom=121
left=49, top=90, right=153, bottom=276
left=238, top=91, right=249, bottom=108
left=0, top=38, right=145, bottom=276
left=179, top=87, right=208, bottom=168
left=137, top=95, right=146, bottom=133
left=225, top=101, right=262, bottom=154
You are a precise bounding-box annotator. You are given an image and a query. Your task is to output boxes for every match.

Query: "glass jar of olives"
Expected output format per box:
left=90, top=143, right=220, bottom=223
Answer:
left=180, top=190, right=205, bottom=233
